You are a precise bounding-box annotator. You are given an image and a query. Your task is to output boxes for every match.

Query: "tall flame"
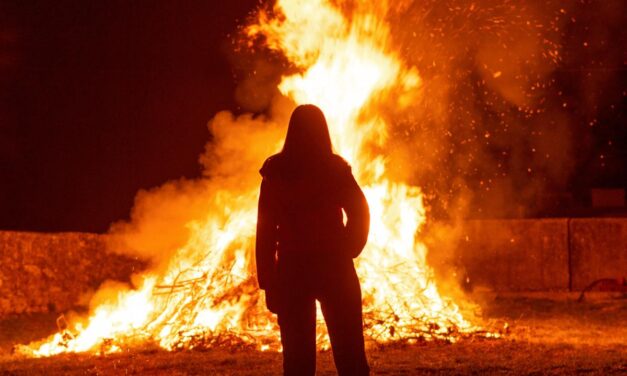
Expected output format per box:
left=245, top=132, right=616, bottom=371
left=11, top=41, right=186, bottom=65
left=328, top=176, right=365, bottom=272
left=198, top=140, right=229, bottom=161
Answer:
left=19, top=0, right=479, bottom=357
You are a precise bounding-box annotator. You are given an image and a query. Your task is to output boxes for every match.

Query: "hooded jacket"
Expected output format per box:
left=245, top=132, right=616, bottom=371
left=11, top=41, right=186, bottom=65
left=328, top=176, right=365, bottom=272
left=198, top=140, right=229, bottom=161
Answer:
left=255, top=152, right=369, bottom=290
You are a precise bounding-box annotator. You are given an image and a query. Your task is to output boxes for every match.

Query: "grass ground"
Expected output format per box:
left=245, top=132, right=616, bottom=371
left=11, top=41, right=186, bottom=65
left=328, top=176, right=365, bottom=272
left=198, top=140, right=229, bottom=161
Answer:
left=0, top=293, right=625, bottom=375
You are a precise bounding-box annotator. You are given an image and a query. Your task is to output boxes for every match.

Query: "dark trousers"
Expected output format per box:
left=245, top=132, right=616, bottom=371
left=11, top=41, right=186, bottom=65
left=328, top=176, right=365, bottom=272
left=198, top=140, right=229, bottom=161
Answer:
left=277, top=259, right=369, bottom=376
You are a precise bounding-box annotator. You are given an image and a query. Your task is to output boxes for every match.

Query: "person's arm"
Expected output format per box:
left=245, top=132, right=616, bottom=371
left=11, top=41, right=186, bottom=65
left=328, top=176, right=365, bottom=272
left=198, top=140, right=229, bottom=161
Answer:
left=340, top=166, right=370, bottom=258
left=255, top=178, right=278, bottom=290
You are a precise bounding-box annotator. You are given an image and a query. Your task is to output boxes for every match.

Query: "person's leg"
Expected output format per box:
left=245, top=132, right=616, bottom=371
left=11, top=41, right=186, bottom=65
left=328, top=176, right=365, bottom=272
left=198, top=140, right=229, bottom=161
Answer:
left=319, top=266, right=369, bottom=376
left=278, top=292, right=317, bottom=376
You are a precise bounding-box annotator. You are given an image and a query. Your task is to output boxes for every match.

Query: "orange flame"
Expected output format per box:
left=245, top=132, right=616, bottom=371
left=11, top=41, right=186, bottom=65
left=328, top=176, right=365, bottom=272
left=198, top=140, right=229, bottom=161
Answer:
left=19, top=0, right=483, bottom=357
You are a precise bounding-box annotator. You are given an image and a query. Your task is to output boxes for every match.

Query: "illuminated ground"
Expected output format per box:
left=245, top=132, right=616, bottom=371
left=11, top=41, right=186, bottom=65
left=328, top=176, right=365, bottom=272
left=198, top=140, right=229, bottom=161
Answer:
left=1, top=294, right=625, bottom=375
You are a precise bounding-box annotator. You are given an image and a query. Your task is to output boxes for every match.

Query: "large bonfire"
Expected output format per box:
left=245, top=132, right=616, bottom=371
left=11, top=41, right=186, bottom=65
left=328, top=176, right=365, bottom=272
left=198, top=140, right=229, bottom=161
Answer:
left=20, top=0, right=484, bottom=357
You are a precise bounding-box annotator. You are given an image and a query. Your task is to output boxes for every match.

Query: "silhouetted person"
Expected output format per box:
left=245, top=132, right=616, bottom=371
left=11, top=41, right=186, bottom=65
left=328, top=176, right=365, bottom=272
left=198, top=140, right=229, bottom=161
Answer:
left=256, top=104, right=370, bottom=375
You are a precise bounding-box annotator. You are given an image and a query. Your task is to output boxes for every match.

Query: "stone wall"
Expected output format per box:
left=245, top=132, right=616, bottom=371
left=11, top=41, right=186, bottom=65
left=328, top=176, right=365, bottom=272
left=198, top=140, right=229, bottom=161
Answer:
left=570, top=218, right=627, bottom=290
left=0, top=231, right=143, bottom=318
left=459, top=219, right=570, bottom=291
left=0, top=218, right=625, bottom=316
left=457, top=218, right=627, bottom=291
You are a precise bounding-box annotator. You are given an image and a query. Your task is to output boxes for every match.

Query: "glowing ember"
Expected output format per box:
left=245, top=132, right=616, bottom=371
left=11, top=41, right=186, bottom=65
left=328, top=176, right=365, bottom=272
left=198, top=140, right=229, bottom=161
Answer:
left=18, top=0, right=484, bottom=357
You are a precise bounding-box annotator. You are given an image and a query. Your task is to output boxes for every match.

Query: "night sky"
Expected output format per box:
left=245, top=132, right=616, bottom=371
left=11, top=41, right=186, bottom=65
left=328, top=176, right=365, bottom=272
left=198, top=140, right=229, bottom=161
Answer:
left=1, top=1, right=625, bottom=232
left=1, top=1, right=257, bottom=232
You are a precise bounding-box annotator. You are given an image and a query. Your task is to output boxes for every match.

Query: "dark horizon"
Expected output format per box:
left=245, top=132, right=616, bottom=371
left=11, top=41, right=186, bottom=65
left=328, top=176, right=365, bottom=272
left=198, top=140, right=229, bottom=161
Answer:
left=1, top=0, right=625, bottom=233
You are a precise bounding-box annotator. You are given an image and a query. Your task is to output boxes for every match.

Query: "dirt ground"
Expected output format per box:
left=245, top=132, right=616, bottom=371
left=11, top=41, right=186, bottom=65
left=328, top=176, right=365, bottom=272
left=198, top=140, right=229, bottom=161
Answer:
left=0, top=293, right=625, bottom=375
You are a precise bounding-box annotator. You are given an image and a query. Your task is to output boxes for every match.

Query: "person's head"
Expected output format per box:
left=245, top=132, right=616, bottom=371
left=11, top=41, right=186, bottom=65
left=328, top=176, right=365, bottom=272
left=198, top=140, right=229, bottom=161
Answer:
left=282, top=104, right=333, bottom=160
